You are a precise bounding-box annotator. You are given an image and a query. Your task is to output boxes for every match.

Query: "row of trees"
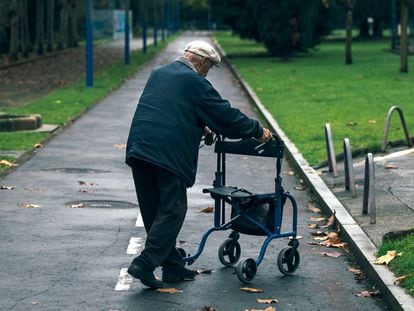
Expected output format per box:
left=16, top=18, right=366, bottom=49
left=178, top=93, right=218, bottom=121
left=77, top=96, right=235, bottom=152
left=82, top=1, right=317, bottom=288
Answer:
left=208, top=0, right=396, bottom=59
left=3, top=0, right=79, bottom=61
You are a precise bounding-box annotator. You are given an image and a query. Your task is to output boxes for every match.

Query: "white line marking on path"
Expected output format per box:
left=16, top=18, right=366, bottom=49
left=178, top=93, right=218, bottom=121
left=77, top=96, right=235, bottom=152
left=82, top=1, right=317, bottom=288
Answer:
left=115, top=268, right=133, bottom=291
left=127, top=237, right=145, bottom=255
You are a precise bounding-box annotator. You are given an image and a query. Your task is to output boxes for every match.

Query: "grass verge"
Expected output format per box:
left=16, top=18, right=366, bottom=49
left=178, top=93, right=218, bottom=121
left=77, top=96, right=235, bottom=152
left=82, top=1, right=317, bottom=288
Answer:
left=214, top=31, right=414, bottom=165
left=377, top=234, right=414, bottom=296
left=0, top=35, right=177, bottom=172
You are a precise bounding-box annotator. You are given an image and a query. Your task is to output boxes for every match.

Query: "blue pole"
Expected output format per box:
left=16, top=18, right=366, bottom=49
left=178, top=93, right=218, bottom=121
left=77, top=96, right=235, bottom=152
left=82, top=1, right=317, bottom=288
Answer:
left=124, top=3, right=130, bottom=65
left=85, top=0, right=93, bottom=87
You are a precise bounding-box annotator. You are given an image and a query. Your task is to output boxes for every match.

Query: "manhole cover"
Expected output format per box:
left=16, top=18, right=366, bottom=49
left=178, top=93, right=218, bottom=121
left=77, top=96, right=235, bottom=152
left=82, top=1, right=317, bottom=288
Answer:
left=66, top=200, right=138, bottom=209
left=43, top=168, right=110, bottom=174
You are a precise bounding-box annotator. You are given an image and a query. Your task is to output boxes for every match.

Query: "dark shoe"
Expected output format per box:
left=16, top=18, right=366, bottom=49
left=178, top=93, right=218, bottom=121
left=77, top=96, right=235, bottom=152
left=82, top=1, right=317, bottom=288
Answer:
left=128, top=264, right=163, bottom=289
left=162, top=266, right=197, bottom=283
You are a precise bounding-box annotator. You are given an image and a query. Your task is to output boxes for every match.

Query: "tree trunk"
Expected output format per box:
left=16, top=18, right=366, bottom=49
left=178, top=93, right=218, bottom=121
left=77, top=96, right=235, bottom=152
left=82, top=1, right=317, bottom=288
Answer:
left=57, top=0, right=68, bottom=50
left=67, top=0, right=78, bottom=48
left=345, top=9, right=353, bottom=65
left=400, top=0, right=409, bottom=73
left=9, top=0, right=20, bottom=61
left=358, top=16, right=370, bottom=38
left=20, top=0, right=31, bottom=57
left=36, top=0, right=45, bottom=55
left=46, top=0, right=55, bottom=52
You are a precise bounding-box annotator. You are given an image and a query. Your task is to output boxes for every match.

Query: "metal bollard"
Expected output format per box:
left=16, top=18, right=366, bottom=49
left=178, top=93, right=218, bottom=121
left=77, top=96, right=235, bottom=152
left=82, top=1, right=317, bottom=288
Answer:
left=325, top=123, right=338, bottom=177
left=343, top=138, right=356, bottom=197
left=362, top=153, right=376, bottom=224
left=381, top=106, right=412, bottom=152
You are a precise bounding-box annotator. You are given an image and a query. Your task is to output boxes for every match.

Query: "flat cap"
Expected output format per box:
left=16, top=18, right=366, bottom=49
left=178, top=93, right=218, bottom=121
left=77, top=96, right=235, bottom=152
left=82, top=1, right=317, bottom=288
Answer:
left=184, top=40, right=221, bottom=66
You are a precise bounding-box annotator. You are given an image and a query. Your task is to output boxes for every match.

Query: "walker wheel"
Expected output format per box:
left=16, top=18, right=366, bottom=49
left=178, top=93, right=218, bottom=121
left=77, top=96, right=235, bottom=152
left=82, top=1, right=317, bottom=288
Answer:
left=236, top=258, right=257, bottom=283
left=218, top=238, right=241, bottom=267
left=277, top=247, right=300, bottom=275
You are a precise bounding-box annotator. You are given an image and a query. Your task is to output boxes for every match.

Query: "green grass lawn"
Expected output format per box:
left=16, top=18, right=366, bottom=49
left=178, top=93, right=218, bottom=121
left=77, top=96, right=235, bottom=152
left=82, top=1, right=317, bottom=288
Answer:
left=377, top=234, right=414, bottom=296
left=0, top=35, right=177, bottom=171
left=214, top=31, right=414, bottom=165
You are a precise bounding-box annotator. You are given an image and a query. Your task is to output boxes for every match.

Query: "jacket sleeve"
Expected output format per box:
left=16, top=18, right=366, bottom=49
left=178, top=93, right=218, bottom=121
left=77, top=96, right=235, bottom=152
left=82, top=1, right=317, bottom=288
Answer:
left=195, top=78, right=263, bottom=139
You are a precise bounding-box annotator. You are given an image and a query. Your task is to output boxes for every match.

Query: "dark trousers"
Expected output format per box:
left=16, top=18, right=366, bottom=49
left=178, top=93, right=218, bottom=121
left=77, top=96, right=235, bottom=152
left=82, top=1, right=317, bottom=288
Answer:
left=130, top=158, right=187, bottom=271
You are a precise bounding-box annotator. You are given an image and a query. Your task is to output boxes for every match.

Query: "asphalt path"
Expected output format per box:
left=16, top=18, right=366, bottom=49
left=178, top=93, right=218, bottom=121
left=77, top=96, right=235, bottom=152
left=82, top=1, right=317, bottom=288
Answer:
left=0, top=32, right=388, bottom=311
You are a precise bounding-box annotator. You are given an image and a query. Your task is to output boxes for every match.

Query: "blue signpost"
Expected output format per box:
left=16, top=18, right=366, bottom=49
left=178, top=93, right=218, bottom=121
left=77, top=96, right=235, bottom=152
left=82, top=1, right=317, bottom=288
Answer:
left=85, top=0, right=93, bottom=87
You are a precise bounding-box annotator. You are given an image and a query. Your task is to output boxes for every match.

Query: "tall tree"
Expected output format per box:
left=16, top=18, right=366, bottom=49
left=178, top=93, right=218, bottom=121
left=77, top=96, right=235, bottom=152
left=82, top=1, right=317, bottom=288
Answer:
left=46, top=0, right=55, bottom=52
left=36, top=0, right=45, bottom=55
left=9, top=0, right=21, bottom=61
left=20, top=0, right=31, bottom=57
left=67, top=0, right=78, bottom=48
left=400, top=0, right=409, bottom=73
left=57, top=0, right=69, bottom=50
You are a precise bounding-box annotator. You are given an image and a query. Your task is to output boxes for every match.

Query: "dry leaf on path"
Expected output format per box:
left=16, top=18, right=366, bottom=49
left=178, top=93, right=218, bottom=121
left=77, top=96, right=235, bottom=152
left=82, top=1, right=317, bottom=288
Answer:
left=323, top=211, right=336, bottom=228
left=385, top=163, right=398, bottom=169
left=374, top=250, right=402, bottom=265
left=257, top=298, right=279, bottom=304
left=199, top=206, right=214, bottom=213
left=308, top=223, right=319, bottom=229
left=321, top=251, right=343, bottom=258
left=307, top=203, right=321, bottom=213
left=0, top=160, right=17, bottom=167
left=19, top=203, right=40, bottom=208
left=310, top=216, right=326, bottom=222
left=198, top=307, right=216, bottom=311
left=1, top=185, right=15, bottom=190
left=33, top=143, right=43, bottom=148
left=356, top=290, right=380, bottom=297
left=394, top=275, right=407, bottom=285
left=245, top=307, right=275, bottom=311
left=240, top=287, right=264, bottom=293
left=311, top=231, right=328, bottom=237
left=156, top=288, right=182, bottom=293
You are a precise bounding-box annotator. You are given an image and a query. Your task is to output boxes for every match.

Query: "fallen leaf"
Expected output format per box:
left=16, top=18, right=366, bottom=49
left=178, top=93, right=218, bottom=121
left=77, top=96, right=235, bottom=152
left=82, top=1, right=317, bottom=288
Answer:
left=325, top=211, right=336, bottom=227
left=356, top=290, right=380, bottom=297
left=114, top=144, right=126, bottom=149
left=0, top=185, right=15, bottom=190
left=245, top=308, right=275, bottom=311
left=308, top=223, right=319, bottom=229
left=287, top=171, right=295, bottom=176
left=240, top=287, right=264, bottom=293
left=374, top=250, right=402, bottom=265
left=0, top=160, right=17, bottom=167
left=368, top=120, right=377, bottom=124
left=68, top=203, right=85, bottom=208
left=307, top=203, right=321, bottom=213
left=199, top=206, right=214, bottom=213
left=346, top=121, right=357, bottom=126
left=197, top=268, right=212, bottom=274
left=199, top=307, right=216, bottom=311
left=33, top=143, right=43, bottom=148
left=257, top=298, right=279, bottom=304
left=156, top=287, right=182, bottom=293
left=321, top=251, right=343, bottom=258
left=310, top=216, right=326, bottom=222
left=19, top=203, right=40, bottom=208
left=294, top=186, right=305, bottom=191
left=385, top=163, right=398, bottom=169
left=394, top=275, right=407, bottom=285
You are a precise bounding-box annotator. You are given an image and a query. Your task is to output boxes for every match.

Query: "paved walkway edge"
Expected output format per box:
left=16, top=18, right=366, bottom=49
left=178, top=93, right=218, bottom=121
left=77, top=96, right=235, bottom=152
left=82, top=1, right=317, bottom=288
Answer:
left=213, top=38, right=414, bottom=311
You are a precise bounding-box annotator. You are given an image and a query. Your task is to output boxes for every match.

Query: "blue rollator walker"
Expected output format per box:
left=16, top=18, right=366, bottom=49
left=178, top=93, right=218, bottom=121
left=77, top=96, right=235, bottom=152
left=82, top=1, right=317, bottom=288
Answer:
left=180, top=134, right=300, bottom=283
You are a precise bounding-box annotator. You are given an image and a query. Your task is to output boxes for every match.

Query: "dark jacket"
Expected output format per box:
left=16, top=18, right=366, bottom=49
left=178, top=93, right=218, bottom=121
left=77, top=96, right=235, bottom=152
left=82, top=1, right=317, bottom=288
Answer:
left=126, top=59, right=263, bottom=187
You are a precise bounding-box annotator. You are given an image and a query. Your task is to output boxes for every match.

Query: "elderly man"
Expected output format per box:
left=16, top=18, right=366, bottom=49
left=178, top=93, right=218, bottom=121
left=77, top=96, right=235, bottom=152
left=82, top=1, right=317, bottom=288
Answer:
left=126, top=40, right=272, bottom=289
